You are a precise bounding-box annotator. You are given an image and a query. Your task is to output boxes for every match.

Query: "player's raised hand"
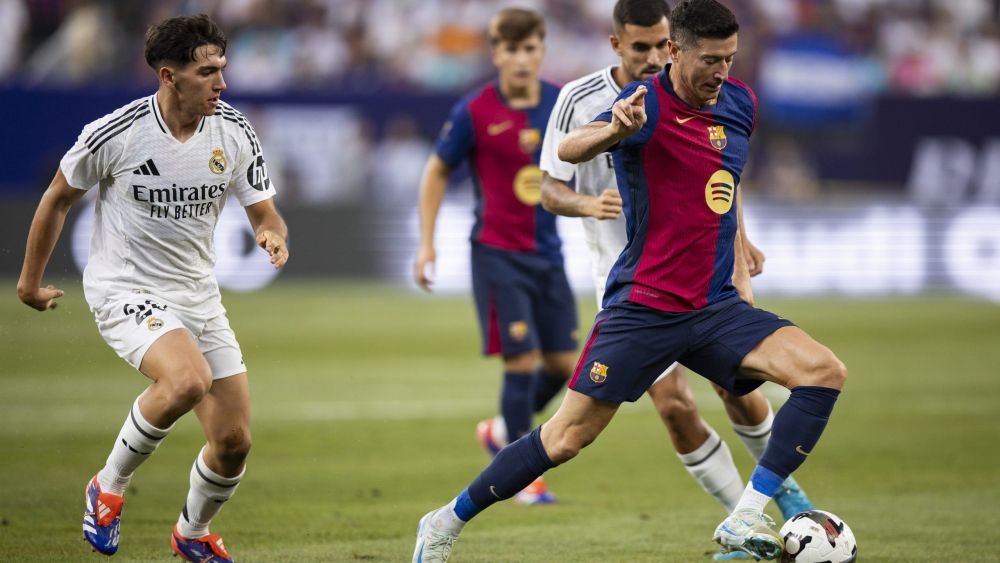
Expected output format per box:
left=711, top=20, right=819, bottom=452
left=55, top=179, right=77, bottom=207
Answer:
left=610, top=86, right=647, bottom=137
left=414, top=245, right=437, bottom=292
left=18, top=283, right=65, bottom=311
left=257, top=230, right=289, bottom=268
left=585, top=188, right=624, bottom=220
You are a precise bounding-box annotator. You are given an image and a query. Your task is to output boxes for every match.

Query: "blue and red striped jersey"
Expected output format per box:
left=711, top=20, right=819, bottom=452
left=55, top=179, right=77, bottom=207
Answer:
left=596, top=68, right=757, bottom=312
left=435, top=81, right=563, bottom=265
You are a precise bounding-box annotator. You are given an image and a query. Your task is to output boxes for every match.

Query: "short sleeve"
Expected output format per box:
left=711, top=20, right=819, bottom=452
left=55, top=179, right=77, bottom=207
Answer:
left=434, top=97, right=475, bottom=169
left=539, top=86, right=576, bottom=183
left=229, top=118, right=277, bottom=207
left=60, top=121, right=115, bottom=191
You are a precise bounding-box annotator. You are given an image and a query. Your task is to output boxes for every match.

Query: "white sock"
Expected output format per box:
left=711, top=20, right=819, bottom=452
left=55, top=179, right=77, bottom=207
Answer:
left=176, top=447, right=244, bottom=538
left=676, top=430, right=744, bottom=512
left=491, top=415, right=508, bottom=447
left=97, top=397, right=172, bottom=495
left=732, top=404, right=774, bottom=461
left=733, top=481, right=772, bottom=513
left=431, top=498, right=466, bottom=533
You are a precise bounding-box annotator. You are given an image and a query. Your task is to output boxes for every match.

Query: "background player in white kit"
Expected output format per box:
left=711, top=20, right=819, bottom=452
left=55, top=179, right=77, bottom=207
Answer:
left=16, top=14, right=287, bottom=563
left=537, top=1, right=812, bottom=558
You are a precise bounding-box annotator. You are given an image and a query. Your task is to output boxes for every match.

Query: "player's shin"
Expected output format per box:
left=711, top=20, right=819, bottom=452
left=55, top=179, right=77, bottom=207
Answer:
left=176, top=447, right=243, bottom=538
left=731, top=403, right=773, bottom=461
left=98, top=397, right=174, bottom=494
left=677, top=430, right=743, bottom=512
left=531, top=367, right=567, bottom=413
left=735, top=386, right=839, bottom=512
left=441, top=427, right=554, bottom=530
left=501, top=371, right=534, bottom=441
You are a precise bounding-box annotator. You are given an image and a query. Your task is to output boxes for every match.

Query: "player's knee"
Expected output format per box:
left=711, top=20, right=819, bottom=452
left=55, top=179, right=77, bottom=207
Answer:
left=168, top=369, right=212, bottom=406
left=215, top=428, right=252, bottom=464
left=803, top=353, right=848, bottom=390
left=653, top=393, right=699, bottom=430
left=545, top=425, right=597, bottom=464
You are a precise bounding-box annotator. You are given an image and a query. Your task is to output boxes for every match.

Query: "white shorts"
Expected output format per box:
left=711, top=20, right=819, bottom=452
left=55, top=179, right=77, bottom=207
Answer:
left=93, top=291, right=246, bottom=379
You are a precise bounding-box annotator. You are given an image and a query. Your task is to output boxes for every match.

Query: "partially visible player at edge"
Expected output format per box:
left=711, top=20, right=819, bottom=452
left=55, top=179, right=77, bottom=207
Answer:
left=412, top=1, right=846, bottom=561
left=16, top=14, right=287, bottom=563
left=414, top=8, right=577, bottom=505
left=537, top=1, right=812, bottom=559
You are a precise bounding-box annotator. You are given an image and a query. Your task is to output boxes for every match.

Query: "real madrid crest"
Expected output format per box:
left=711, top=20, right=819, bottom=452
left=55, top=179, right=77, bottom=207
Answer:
left=209, top=148, right=227, bottom=174
left=707, top=125, right=727, bottom=150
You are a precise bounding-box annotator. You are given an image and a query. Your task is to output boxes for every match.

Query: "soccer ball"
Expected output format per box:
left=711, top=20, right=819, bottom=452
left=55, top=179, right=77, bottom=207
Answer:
left=779, top=510, right=857, bottom=563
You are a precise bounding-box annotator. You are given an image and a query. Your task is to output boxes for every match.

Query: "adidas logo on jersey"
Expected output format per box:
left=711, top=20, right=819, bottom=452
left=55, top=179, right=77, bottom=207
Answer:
left=133, top=159, right=160, bottom=176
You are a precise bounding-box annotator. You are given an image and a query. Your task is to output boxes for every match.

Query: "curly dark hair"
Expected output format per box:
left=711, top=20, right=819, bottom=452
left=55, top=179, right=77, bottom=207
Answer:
left=144, top=14, right=227, bottom=69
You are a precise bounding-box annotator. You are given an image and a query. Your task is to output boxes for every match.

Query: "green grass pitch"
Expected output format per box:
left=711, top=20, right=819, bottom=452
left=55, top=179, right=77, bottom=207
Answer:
left=1, top=281, right=998, bottom=561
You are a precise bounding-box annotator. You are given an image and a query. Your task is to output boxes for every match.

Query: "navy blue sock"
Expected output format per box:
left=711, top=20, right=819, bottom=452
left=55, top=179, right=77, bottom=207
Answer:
left=460, top=427, right=554, bottom=520
left=531, top=368, right=566, bottom=413
left=501, top=371, right=534, bottom=441
left=755, top=386, right=840, bottom=495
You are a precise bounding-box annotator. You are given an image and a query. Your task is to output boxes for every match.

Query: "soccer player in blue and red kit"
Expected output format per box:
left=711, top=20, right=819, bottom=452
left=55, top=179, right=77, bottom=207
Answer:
left=412, top=2, right=847, bottom=561
left=413, top=8, right=576, bottom=505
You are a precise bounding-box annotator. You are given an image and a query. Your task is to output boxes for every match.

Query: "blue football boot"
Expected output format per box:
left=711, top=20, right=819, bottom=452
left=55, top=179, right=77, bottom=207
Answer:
left=772, top=476, right=814, bottom=520
left=83, top=474, right=123, bottom=556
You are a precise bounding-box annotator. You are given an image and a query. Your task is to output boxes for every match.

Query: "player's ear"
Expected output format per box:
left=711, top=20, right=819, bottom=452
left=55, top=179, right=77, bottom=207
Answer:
left=158, top=65, right=174, bottom=87
left=610, top=34, right=622, bottom=56
left=667, top=39, right=682, bottom=63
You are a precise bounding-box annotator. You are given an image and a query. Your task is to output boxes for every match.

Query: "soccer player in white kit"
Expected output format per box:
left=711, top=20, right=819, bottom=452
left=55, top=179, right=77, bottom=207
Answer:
left=538, top=1, right=811, bottom=559
left=16, top=15, right=287, bottom=563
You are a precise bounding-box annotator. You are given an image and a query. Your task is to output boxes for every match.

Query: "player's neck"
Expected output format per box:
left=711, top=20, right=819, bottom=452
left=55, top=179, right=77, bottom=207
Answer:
left=498, top=79, right=540, bottom=109
left=611, top=66, right=631, bottom=90
left=155, top=90, right=202, bottom=142
left=668, top=64, right=717, bottom=109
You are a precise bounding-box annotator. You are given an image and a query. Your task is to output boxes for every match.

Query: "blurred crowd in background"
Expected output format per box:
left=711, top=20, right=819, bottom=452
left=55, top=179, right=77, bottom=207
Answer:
left=2, top=0, right=998, bottom=96
left=1, top=0, right=998, bottom=207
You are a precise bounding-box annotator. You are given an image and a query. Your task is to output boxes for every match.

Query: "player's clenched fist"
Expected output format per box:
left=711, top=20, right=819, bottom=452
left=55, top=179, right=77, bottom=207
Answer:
left=257, top=230, right=289, bottom=268
left=610, top=85, right=647, bottom=136
left=17, top=283, right=64, bottom=311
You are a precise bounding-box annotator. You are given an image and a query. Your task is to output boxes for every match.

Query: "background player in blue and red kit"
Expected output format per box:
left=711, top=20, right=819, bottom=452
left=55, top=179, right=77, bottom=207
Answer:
left=412, top=1, right=847, bottom=561
left=413, top=8, right=576, bottom=505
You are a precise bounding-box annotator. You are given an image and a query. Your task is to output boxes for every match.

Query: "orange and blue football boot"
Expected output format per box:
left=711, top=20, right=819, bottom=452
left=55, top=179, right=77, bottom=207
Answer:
left=170, top=527, right=234, bottom=563
left=83, top=474, right=124, bottom=556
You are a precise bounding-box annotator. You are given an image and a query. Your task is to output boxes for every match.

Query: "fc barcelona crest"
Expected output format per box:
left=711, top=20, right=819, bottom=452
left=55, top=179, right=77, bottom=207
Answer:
left=707, top=125, right=727, bottom=150
left=590, top=362, right=608, bottom=384
left=518, top=128, right=541, bottom=154
left=209, top=148, right=227, bottom=174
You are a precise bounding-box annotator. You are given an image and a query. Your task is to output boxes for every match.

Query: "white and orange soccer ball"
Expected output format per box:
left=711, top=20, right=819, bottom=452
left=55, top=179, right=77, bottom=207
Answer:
left=779, top=510, right=857, bottom=563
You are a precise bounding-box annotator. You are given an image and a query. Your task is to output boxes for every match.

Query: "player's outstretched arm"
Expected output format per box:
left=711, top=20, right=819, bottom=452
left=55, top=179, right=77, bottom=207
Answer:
left=17, top=169, right=86, bottom=311
left=540, top=173, right=622, bottom=220
left=414, top=154, right=450, bottom=292
left=558, top=86, right=647, bottom=164
left=246, top=199, right=289, bottom=269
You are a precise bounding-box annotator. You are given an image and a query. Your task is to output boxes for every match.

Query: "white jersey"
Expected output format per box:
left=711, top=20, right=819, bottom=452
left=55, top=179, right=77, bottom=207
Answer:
left=539, top=66, right=624, bottom=302
left=60, top=95, right=276, bottom=312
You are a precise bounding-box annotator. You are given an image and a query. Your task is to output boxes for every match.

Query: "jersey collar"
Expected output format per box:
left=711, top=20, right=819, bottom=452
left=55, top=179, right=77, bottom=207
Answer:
left=149, top=94, right=207, bottom=140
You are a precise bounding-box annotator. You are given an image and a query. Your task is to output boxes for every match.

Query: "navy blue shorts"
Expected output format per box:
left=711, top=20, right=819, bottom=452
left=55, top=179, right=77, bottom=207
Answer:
left=471, top=244, right=578, bottom=357
left=570, top=297, right=794, bottom=403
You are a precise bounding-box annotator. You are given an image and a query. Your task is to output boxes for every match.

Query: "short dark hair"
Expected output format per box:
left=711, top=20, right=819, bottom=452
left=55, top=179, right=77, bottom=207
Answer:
left=613, top=0, right=672, bottom=34
left=488, top=7, right=545, bottom=46
left=668, top=0, right=739, bottom=49
left=144, top=14, right=227, bottom=69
